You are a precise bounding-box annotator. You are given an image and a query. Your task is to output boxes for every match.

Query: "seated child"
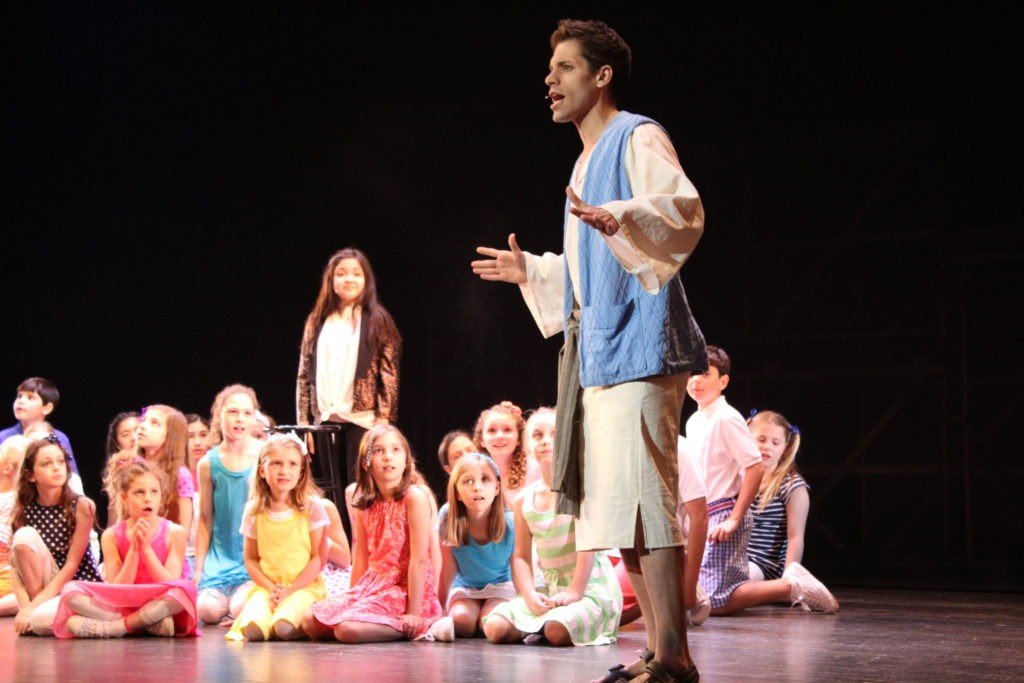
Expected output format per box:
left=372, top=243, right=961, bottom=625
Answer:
left=9, top=436, right=102, bottom=636
left=0, top=378, right=81, bottom=487
left=53, top=460, right=198, bottom=638
left=0, top=435, right=31, bottom=616
left=227, top=434, right=327, bottom=641
left=482, top=408, right=622, bottom=647
left=437, top=429, right=475, bottom=475
left=303, top=425, right=450, bottom=643
left=438, top=452, right=515, bottom=637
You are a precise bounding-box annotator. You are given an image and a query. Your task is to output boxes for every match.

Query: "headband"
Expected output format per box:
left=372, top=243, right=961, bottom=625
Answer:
left=281, top=431, right=308, bottom=455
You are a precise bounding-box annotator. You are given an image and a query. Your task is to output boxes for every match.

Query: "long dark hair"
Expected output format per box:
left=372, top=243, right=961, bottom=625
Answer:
left=300, top=247, right=400, bottom=358
left=105, top=411, right=140, bottom=457
left=12, top=436, right=79, bottom=534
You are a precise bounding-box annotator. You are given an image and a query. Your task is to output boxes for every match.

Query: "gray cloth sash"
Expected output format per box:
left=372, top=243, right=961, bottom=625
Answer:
left=552, top=313, right=582, bottom=516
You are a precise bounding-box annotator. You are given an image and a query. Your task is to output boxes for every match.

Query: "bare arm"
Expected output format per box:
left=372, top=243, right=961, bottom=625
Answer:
left=192, top=456, right=213, bottom=584
left=709, top=461, right=765, bottom=543
left=682, top=498, right=708, bottom=609
left=15, top=496, right=97, bottom=634
left=348, top=507, right=368, bottom=587
left=177, top=497, right=193, bottom=545
left=549, top=548, right=594, bottom=606
left=243, top=534, right=275, bottom=592
left=102, top=524, right=139, bottom=584
left=438, top=542, right=457, bottom=610
left=402, top=488, right=432, bottom=637
left=509, top=493, right=549, bottom=616
left=784, top=486, right=810, bottom=567
left=322, top=499, right=352, bottom=569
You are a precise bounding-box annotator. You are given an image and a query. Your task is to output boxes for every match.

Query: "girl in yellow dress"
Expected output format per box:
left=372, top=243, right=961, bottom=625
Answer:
left=226, top=434, right=327, bottom=641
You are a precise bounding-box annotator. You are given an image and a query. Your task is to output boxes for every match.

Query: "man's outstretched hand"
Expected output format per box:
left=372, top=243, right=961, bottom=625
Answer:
left=472, top=233, right=527, bottom=284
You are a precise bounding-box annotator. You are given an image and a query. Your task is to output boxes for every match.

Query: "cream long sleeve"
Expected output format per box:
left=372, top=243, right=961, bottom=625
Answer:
left=518, top=122, right=704, bottom=337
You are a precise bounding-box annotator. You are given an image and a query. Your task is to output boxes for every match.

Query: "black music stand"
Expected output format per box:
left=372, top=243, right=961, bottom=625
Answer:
left=272, top=423, right=349, bottom=538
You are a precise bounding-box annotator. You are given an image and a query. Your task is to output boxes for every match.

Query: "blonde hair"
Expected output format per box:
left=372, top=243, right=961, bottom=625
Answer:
left=208, top=384, right=260, bottom=446
left=444, top=453, right=506, bottom=547
left=0, top=435, right=31, bottom=479
left=138, top=405, right=189, bottom=525
left=748, top=410, right=802, bottom=511
left=21, top=421, right=55, bottom=440
left=523, top=407, right=556, bottom=457
left=249, top=434, right=315, bottom=516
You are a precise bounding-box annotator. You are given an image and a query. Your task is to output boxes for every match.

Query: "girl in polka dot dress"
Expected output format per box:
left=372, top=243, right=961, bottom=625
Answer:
left=9, top=436, right=102, bottom=635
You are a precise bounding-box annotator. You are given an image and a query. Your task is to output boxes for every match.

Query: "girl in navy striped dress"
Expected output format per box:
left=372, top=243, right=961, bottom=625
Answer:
left=707, top=410, right=839, bottom=614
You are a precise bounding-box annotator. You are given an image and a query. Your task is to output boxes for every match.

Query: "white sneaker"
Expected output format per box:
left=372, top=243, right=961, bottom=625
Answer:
left=687, top=583, right=711, bottom=626
left=416, top=616, right=455, bottom=642
left=66, top=615, right=125, bottom=638
left=146, top=616, right=175, bottom=637
left=783, top=562, right=839, bottom=613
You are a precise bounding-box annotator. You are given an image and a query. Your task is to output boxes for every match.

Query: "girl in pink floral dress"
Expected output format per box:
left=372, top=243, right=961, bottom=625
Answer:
left=302, top=424, right=452, bottom=643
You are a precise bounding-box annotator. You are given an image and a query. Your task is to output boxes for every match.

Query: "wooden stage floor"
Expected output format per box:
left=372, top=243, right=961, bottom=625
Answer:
left=2, top=588, right=1022, bottom=682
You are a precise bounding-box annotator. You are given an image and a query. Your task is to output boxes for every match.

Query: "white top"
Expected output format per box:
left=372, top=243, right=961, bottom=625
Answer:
left=676, top=435, right=708, bottom=537
left=685, top=395, right=762, bottom=502
left=519, top=122, right=704, bottom=338
left=315, top=307, right=374, bottom=428
left=240, top=497, right=330, bottom=538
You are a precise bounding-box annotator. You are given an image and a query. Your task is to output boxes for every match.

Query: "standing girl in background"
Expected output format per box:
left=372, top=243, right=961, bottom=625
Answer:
left=227, top=434, right=327, bottom=641
left=482, top=408, right=622, bottom=647
left=296, top=247, right=402, bottom=489
left=194, top=385, right=260, bottom=625
left=9, top=436, right=103, bottom=635
left=439, top=453, right=515, bottom=638
left=303, top=424, right=450, bottom=643
left=0, top=435, right=31, bottom=616
left=473, top=401, right=538, bottom=508
left=705, top=410, right=838, bottom=615
left=54, top=460, right=198, bottom=638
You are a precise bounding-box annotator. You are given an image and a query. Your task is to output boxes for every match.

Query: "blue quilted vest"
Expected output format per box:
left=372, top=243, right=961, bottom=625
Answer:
left=564, top=111, right=706, bottom=387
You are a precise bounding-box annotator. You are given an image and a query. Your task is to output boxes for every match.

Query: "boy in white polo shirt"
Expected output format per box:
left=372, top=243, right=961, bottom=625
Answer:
left=686, top=346, right=837, bottom=615
left=685, top=345, right=765, bottom=612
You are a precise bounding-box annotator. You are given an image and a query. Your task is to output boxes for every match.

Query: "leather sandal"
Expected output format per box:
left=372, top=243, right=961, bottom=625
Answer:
left=630, top=658, right=700, bottom=683
left=593, top=648, right=655, bottom=683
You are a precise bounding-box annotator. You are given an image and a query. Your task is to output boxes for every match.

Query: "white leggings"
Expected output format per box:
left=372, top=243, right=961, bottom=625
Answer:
left=10, top=526, right=61, bottom=635
left=197, top=582, right=251, bottom=624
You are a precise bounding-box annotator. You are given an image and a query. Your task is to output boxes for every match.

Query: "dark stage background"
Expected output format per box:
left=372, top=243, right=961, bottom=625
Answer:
left=4, top=6, right=1021, bottom=591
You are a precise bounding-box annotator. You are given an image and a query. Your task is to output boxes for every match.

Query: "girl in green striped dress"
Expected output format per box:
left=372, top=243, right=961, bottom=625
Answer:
left=482, top=408, right=622, bottom=646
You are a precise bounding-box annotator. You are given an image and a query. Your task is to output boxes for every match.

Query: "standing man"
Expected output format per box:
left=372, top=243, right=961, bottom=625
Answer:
left=472, top=19, right=706, bottom=683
